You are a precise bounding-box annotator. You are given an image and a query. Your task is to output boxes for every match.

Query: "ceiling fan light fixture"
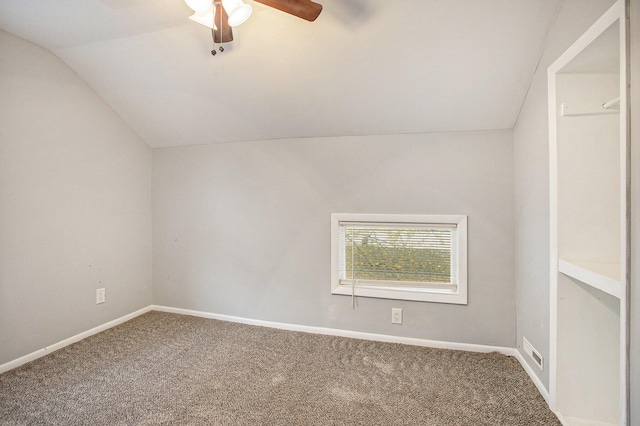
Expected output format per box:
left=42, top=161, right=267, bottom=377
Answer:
left=222, top=0, right=252, bottom=26
left=188, top=7, right=216, bottom=29
left=185, top=0, right=212, bottom=14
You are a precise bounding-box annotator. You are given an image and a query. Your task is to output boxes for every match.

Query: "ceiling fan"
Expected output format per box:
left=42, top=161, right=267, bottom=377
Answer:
left=185, top=0, right=323, bottom=54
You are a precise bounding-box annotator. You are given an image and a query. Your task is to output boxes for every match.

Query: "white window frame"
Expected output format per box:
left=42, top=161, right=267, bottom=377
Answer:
left=331, top=213, right=468, bottom=305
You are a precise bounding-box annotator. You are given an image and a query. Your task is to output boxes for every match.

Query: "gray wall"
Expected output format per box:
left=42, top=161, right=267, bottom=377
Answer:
left=153, top=131, right=516, bottom=347
left=512, top=0, right=618, bottom=390
left=631, top=0, right=639, bottom=422
left=0, top=31, right=153, bottom=365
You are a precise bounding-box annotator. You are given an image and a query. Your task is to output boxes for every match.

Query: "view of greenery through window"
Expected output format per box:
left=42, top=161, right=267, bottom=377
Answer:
left=344, top=227, right=452, bottom=283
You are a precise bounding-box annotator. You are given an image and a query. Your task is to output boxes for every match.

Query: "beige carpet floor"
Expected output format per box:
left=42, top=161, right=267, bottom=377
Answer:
left=0, top=311, right=560, bottom=425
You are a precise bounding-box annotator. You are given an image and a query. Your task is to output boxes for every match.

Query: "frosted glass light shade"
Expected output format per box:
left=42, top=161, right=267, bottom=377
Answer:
left=185, top=0, right=212, bottom=14
left=189, top=7, right=215, bottom=29
left=222, top=0, right=252, bottom=26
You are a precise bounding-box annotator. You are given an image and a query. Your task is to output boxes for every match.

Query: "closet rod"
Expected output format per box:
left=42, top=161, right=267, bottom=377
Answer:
left=602, top=96, right=620, bottom=110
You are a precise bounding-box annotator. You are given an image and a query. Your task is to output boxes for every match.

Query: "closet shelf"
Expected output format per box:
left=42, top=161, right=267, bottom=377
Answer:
left=558, top=259, right=622, bottom=299
left=560, top=101, right=619, bottom=117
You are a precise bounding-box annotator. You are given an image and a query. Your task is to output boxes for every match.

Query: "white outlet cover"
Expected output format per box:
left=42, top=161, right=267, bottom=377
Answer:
left=391, top=308, right=403, bottom=324
left=96, top=288, right=106, bottom=304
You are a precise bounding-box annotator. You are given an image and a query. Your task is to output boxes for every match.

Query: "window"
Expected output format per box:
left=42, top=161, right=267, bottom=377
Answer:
left=331, top=214, right=467, bottom=304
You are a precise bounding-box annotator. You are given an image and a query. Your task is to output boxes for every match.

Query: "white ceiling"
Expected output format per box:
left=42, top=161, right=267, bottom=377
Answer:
left=0, top=0, right=562, bottom=148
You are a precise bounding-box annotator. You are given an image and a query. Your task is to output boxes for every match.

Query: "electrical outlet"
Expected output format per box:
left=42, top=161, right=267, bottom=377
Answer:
left=96, top=288, right=106, bottom=304
left=391, top=308, right=403, bottom=324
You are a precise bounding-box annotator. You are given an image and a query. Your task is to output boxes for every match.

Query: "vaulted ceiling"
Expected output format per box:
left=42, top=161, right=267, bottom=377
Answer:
left=0, top=0, right=561, bottom=147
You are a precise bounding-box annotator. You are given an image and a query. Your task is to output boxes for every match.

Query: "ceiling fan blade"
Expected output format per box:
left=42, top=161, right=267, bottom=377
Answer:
left=254, top=0, right=322, bottom=22
left=213, top=2, right=233, bottom=43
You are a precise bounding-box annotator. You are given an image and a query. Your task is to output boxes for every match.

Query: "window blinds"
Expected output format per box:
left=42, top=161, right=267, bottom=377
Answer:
left=337, top=222, right=457, bottom=289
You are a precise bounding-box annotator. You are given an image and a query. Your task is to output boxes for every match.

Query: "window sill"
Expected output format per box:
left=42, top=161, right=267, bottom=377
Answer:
left=331, top=284, right=467, bottom=305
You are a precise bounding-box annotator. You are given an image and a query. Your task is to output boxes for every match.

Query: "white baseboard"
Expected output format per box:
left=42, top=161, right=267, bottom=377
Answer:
left=555, top=412, right=617, bottom=426
left=0, top=306, right=152, bottom=374
left=513, top=348, right=551, bottom=405
left=151, top=305, right=516, bottom=355
left=556, top=412, right=569, bottom=426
